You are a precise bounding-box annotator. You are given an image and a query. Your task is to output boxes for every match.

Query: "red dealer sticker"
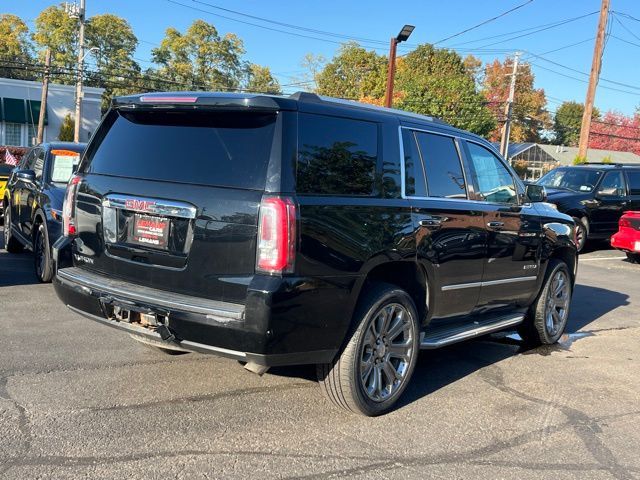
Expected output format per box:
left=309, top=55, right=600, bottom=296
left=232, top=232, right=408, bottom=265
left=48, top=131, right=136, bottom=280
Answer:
left=132, top=214, right=170, bottom=249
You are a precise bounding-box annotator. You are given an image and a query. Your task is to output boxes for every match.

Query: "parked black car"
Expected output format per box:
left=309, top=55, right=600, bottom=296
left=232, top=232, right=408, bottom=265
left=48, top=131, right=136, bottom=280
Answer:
left=3, top=142, right=86, bottom=282
left=537, top=163, right=640, bottom=251
left=52, top=92, right=577, bottom=415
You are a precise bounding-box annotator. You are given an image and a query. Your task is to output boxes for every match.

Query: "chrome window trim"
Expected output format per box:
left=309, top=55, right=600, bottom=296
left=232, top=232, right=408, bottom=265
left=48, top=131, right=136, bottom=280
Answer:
left=398, top=125, right=470, bottom=201
left=441, top=275, right=537, bottom=291
left=102, top=194, right=197, bottom=219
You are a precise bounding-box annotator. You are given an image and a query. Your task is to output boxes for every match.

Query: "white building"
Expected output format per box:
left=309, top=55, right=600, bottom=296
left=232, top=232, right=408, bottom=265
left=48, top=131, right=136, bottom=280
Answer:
left=0, top=77, right=104, bottom=147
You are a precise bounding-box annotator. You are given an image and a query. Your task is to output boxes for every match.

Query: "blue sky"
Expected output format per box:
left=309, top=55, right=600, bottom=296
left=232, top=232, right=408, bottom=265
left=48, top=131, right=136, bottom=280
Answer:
left=8, top=0, right=640, bottom=115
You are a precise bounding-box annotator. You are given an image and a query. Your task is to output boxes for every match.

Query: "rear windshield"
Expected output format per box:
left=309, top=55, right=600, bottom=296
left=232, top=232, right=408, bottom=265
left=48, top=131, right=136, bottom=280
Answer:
left=50, top=149, right=82, bottom=183
left=83, top=109, right=277, bottom=190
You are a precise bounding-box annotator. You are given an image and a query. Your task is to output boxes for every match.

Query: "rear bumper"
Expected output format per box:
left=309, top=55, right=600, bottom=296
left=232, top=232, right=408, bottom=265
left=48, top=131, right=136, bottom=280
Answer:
left=52, top=239, right=356, bottom=367
left=611, top=230, right=640, bottom=253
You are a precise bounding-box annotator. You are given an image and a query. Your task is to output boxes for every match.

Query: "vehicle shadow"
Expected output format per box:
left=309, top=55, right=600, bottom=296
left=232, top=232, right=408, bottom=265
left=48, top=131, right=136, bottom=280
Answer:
left=271, top=283, right=629, bottom=412
left=0, top=227, right=40, bottom=287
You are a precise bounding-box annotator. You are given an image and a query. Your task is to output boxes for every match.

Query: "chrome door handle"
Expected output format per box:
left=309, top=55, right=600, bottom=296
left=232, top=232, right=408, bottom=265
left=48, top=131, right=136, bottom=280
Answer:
left=487, top=221, right=505, bottom=230
left=419, top=219, right=442, bottom=228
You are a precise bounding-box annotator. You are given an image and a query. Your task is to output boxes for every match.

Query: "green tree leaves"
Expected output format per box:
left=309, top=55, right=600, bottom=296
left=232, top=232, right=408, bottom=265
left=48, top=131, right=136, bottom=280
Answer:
left=0, top=14, right=34, bottom=80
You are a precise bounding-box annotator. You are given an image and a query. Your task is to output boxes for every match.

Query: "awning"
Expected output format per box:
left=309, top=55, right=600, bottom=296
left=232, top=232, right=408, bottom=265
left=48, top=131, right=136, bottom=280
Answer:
left=3, top=98, right=27, bottom=123
left=27, top=99, right=48, bottom=126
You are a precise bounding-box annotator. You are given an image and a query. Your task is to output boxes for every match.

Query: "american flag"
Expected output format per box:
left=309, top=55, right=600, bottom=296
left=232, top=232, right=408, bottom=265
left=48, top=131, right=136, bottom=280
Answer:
left=4, top=149, right=18, bottom=166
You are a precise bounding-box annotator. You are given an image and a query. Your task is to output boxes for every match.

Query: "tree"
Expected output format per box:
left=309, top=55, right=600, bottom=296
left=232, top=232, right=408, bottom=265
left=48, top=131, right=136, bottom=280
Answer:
left=296, top=53, right=326, bottom=92
left=395, top=44, right=495, bottom=136
left=553, top=101, right=600, bottom=146
left=246, top=64, right=281, bottom=94
left=85, top=14, right=141, bottom=110
left=33, top=3, right=78, bottom=84
left=589, top=111, right=640, bottom=155
left=315, top=42, right=386, bottom=101
left=58, top=114, right=74, bottom=141
left=0, top=14, right=35, bottom=80
left=462, top=54, right=483, bottom=86
left=482, top=58, right=550, bottom=143
left=152, top=20, right=246, bottom=91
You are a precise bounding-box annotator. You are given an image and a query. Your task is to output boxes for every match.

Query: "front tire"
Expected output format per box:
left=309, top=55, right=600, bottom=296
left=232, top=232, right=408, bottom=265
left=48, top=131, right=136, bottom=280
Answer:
left=518, top=259, right=572, bottom=346
left=573, top=217, right=588, bottom=253
left=34, top=223, right=53, bottom=282
left=3, top=205, right=24, bottom=254
left=317, top=283, right=420, bottom=416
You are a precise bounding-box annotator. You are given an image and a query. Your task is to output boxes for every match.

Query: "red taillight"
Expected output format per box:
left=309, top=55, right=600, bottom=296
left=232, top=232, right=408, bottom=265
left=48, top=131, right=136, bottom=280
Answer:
left=620, top=217, right=631, bottom=228
left=256, top=196, right=296, bottom=274
left=63, top=175, right=81, bottom=236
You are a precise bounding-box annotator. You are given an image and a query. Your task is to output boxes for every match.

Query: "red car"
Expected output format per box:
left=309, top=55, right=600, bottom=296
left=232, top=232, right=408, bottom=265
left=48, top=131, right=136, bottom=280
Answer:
left=611, top=211, right=640, bottom=262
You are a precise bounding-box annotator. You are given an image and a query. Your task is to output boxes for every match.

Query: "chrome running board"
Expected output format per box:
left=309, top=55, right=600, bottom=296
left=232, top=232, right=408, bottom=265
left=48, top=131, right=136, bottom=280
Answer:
left=420, top=314, right=525, bottom=349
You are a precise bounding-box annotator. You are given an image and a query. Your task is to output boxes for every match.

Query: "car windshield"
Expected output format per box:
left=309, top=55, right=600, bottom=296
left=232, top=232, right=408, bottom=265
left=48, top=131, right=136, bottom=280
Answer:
left=50, top=149, right=82, bottom=183
left=537, top=168, right=603, bottom=192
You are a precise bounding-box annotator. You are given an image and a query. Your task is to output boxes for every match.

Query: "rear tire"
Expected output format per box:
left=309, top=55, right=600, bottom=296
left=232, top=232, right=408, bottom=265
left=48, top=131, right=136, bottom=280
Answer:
left=626, top=252, right=640, bottom=263
left=3, top=205, right=24, bottom=254
left=518, top=259, right=572, bottom=346
left=34, top=223, right=53, bottom=282
left=316, top=283, right=420, bottom=416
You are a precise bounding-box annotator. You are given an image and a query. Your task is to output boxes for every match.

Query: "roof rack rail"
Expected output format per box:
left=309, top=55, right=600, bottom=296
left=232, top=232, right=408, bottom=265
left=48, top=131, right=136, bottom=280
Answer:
left=583, top=162, right=627, bottom=166
left=288, top=91, right=451, bottom=126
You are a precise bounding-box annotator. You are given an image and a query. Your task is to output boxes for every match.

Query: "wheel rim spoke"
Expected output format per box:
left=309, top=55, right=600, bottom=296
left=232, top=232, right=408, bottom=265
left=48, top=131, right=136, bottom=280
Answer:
left=359, top=302, right=414, bottom=402
left=546, top=270, right=570, bottom=336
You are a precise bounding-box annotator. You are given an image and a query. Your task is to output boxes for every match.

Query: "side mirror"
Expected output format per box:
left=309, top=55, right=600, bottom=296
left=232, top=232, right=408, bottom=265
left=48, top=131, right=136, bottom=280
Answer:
left=596, top=188, right=618, bottom=198
left=526, top=184, right=547, bottom=203
left=16, top=169, right=36, bottom=183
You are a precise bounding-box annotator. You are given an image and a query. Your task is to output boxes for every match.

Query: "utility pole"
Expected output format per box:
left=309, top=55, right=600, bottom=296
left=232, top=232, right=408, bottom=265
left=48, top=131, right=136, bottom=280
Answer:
left=384, top=25, right=415, bottom=108
left=37, top=49, right=51, bottom=145
left=73, top=0, right=86, bottom=143
left=384, top=38, right=399, bottom=108
left=578, top=0, right=610, bottom=160
left=500, top=52, right=520, bottom=159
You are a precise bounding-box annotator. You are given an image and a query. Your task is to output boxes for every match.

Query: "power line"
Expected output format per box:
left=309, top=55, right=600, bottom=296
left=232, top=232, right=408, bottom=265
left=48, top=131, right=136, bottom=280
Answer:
left=613, top=13, right=640, bottom=42
left=434, top=0, right=534, bottom=45
left=472, top=11, right=600, bottom=49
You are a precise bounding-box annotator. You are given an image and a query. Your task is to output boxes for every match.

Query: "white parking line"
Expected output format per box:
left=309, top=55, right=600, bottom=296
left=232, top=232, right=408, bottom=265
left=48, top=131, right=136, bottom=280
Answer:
left=580, top=256, right=626, bottom=261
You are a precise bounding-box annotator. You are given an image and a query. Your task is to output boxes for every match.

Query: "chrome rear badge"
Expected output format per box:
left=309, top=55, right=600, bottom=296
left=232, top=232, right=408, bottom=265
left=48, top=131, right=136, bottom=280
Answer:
left=124, top=199, right=157, bottom=212
left=74, top=254, right=94, bottom=265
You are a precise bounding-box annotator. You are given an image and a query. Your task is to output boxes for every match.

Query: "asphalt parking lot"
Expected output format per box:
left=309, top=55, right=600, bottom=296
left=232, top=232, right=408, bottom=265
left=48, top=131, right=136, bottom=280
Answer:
left=1, top=228, right=639, bottom=480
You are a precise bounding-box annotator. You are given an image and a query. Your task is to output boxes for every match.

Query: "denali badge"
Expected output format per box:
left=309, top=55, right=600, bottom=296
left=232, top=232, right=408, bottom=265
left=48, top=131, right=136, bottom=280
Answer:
left=523, top=264, right=537, bottom=270
left=124, top=199, right=157, bottom=212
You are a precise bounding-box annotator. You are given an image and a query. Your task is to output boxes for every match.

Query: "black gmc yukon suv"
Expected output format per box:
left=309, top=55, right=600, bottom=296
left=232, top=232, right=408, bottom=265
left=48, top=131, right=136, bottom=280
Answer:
left=53, top=92, right=577, bottom=416
left=537, top=163, right=640, bottom=252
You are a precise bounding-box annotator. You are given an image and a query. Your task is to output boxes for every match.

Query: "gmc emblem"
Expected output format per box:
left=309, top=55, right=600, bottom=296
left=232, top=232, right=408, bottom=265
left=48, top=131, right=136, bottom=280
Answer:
left=125, top=199, right=157, bottom=212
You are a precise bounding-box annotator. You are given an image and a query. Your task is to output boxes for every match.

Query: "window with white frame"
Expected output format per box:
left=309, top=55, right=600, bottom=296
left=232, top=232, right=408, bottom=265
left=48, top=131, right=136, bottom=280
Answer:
left=27, top=124, right=38, bottom=146
left=5, top=123, right=22, bottom=146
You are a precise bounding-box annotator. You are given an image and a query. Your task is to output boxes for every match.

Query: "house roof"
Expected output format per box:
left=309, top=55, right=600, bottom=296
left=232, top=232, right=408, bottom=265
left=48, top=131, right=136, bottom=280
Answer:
left=537, top=144, right=640, bottom=165
left=491, top=142, right=536, bottom=158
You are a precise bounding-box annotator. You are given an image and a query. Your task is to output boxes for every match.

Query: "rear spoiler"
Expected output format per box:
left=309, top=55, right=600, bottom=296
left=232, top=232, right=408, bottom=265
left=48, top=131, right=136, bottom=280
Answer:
left=112, top=92, right=297, bottom=112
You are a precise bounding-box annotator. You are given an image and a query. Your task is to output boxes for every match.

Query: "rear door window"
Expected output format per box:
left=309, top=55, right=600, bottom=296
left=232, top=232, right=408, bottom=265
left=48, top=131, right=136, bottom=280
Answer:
left=84, top=110, right=277, bottom=190
left=297, top=113, right=377, bottom=196
left=414, top=132, right=466, bottom=198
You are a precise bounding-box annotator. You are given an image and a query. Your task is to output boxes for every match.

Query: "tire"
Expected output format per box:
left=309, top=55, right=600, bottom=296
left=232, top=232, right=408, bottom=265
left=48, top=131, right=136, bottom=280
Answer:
left=34, top=223, right=54, bottom=282
left=3, top=204, right=24, bottom=254
left=316, top=283, right=420, bottom=416
left=518, top=259, right=572, bottom=346
left=626, top=252, right=640, bottom=263
left=573, top=217, right=588, bottom=253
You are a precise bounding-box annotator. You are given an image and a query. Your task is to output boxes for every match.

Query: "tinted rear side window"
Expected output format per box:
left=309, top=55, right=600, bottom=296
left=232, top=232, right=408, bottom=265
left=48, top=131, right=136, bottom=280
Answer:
left=84, top=110, right=276, bottom=190
left=415, top=132, right=466, bottom=198
left=297, top=113, right=377, bottom=195
left=402, top=129, right=427, bottom=197
left=627, top=171, right=640, bottom=195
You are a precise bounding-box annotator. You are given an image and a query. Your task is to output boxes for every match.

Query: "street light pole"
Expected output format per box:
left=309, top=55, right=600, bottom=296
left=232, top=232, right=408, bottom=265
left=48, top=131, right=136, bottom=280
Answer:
left=383, top=25, right=415, bottom=108
left=73, top=0, right=86, bottom=143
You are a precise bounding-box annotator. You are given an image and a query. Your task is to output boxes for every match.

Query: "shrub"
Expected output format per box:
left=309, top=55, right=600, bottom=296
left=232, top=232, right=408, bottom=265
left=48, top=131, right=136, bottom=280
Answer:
left=573, top=155, right=587, bottom=165
left=58, top=114, right=75, bottom=142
